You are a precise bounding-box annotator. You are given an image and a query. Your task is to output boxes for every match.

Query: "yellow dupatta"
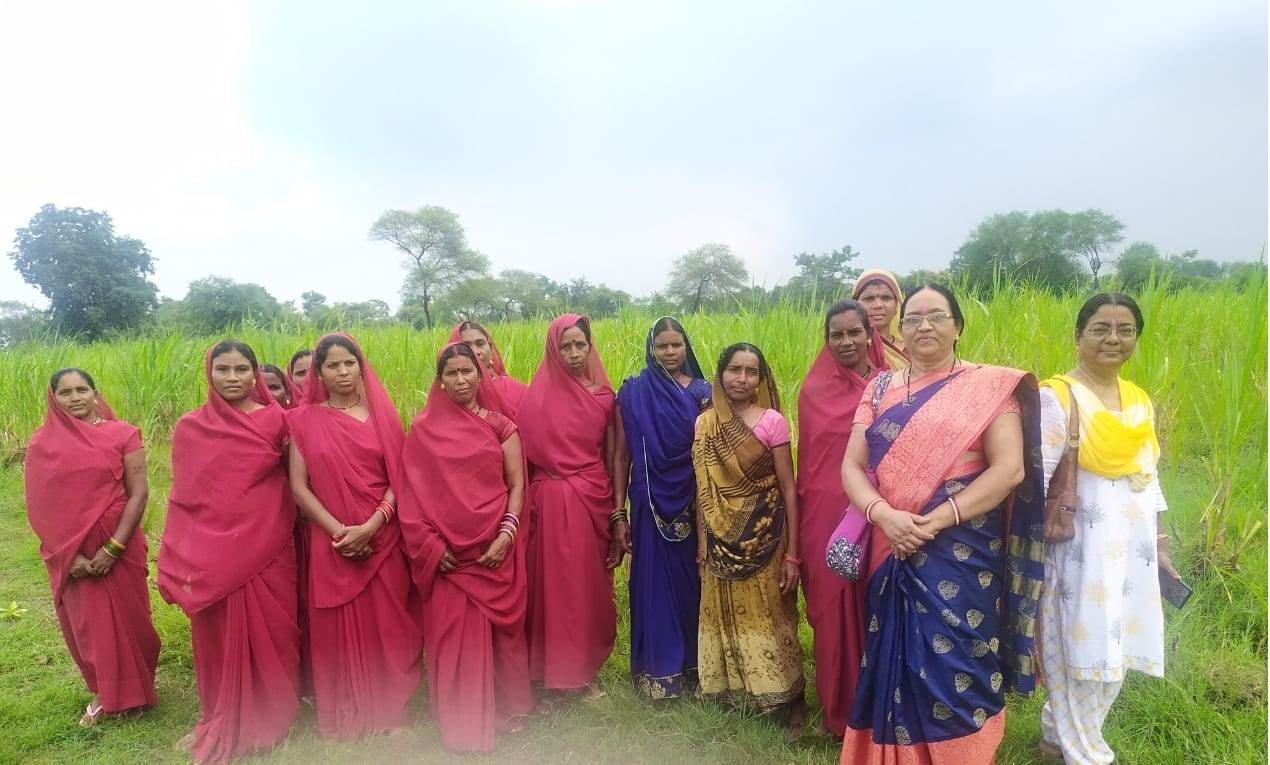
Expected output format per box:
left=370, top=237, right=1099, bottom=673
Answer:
left=1041, top=374, right=1160, bottom=490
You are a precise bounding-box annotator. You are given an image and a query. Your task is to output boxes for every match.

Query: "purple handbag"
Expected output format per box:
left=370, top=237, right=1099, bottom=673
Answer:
left=825, top=372, right=890, bottom=582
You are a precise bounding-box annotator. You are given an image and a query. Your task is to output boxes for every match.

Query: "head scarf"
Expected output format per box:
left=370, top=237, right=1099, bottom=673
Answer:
left=447, top=322, right=527, bottom=419
left=289, top=333, right=406, bottom=608
left=852, top=269, right=906, bottom=370
left=25, top=382, right=139, bottom=602
left=399, top=343, right=527, bottom=618
left=518, top=314, right=614, bottom=476
left=159, top=345, right=292, bottom=613
left=616, top=317, right=709, bottom=529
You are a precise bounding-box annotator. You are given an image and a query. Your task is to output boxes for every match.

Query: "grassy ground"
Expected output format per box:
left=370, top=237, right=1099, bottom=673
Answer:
left=0, top=283, right=1265, bottom=763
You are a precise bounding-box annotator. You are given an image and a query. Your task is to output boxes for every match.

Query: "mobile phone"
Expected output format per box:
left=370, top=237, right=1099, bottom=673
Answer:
left=1158, top=568, right=1193, bottom=608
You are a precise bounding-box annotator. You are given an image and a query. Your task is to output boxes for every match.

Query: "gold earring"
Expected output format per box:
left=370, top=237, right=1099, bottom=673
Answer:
left=441, top=384, right=446, bottom=390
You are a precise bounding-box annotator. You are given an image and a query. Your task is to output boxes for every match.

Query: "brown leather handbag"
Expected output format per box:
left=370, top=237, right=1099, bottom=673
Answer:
left=1044, top=380, right=1080, bottom=543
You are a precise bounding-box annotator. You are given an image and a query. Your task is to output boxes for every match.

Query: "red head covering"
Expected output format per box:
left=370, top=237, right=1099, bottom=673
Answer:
left=517, top=314, right=614, bottom=476
left=25, top=382, right=139, bottom=602
left=158, top=345, right=292, bottom=614
left=447, top=321, right=527, bottom=419
left=399, top=343, right=526, bottom=608
left=289, top=333, right=405, bottom=608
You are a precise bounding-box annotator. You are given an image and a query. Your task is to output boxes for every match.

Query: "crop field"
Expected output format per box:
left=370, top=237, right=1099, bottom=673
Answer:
left=0, top=280, right=1264, bottom=764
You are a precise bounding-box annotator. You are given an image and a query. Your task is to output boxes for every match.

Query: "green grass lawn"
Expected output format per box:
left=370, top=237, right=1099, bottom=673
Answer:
left=0, top=458, right=1263, bottom=765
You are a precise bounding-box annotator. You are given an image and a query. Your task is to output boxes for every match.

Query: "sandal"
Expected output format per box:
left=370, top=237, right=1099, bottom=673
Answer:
left=174, top=731, right=196, bottom=752
left=79, top=700, right=104, bottom=727
left=583, top=681, right=606, bottom=701
left=1038, top=739, right=1064, bottom=761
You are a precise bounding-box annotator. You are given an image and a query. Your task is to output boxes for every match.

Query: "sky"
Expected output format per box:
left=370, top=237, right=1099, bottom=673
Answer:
left=0, top=0, right=1265, bottom=311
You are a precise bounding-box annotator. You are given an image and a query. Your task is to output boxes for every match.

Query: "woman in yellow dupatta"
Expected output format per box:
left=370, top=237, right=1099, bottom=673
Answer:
left=693, top=342, right=808, bottom=736
left=852, top=269, right=909, bottom=370
left=1036, top=293, right=1180, bottom=765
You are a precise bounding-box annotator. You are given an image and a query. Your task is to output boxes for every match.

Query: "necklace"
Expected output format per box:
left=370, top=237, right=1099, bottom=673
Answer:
left=467, top=404, right=484, bottom=417
left=326, top=393, right=362, bottom=411
left=91, top=416, right=103, bottom=426
left=905, top=357, right=959, bottom=406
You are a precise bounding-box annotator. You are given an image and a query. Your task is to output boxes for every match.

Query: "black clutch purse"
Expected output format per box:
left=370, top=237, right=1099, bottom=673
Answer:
left=1158, top=568, right=1193, bottom=608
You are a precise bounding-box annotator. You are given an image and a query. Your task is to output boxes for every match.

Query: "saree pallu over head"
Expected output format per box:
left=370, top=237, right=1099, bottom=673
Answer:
left=693, top=363, right=785, bottom=581
left=399, top=343, right=526, bottom=627
left=617, top=317, right=709, bottom=539
left=518, top=314, right=614, bottom=480
left=159, top=347, right=292, bottom=614
left=848, top=364, right=1045, bottom=746
left=852, top=269, right=908, bottom=370
left=289, top=333, right=406, bottom=609
left=448, top=322, right=527, bottom=419
left=1041, top=374, right=1159, bottom=490
left=797, top=340, right=883, bottom=500
left=25, top=389, right=138, bottom=602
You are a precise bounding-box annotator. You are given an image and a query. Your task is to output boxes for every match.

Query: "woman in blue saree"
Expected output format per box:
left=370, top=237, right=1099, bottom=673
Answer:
left=839, top=284, right=1044, bottom=765
left=614, top=317, right=711, bottom=699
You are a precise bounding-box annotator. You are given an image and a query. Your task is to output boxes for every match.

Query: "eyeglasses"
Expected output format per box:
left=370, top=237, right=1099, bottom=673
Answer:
left=1084, top=324, right=1138, bottom=339
left=899, top=311, right=954, bottom=329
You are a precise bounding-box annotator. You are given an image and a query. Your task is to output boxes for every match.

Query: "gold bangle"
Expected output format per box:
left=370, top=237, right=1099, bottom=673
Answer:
left=1156, top=533, right=1168, bottom=540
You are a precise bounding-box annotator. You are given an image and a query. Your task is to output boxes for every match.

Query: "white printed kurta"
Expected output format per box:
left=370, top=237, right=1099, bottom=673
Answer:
left=1038, top=384, right=1166, bottom=681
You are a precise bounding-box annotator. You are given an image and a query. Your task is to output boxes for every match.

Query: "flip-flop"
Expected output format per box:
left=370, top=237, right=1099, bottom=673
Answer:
left=79, top=700, right=103, bottom=727
left=174, top=731, right=196, bottom=751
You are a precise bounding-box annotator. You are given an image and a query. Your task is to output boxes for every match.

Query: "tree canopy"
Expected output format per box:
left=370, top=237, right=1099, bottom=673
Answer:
left=777, top=246, right=862, bottom=306
left=8, top=204, right=158, bottom=339
left=665, top=243, right=750, bottom=313
left=167, top=276, right=285, bottom=333
left=370, top=205, right=490, bottom=329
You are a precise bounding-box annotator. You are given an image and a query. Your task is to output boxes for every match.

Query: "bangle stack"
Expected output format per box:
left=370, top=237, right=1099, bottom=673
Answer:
left=101, top=536, right=126, bottom=559
left=610, top=507, right=629, bottom=526
left=375, top=500, right=396, bottom=523
left=864, top=498, right=885, bottom=525
left=498, top=513, right=520, bottom=542
left=783, top=553, right=802, bottom=566
left=948, top=496, right=962, bottom=525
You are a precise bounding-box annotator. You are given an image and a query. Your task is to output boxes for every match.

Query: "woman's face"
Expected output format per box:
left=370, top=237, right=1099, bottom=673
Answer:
left=653, top=329, right=687, bottom=376
left=291, top=355, right=312, bottom=391
left=441, top=353, right=481, bottom=408
left=857, top=281, right=898, bottom=334
left=1076, top=304, right=1138, bottom=373
left=318, top=345, right=362, bottom=397
left=721, top=350, right=761, bottom=406
left=899, top=288, right=959, bottom=363
left=211, top=351, right=256, bottom=404
left=827, top=310, right=870, bottom=372
left=262, top=370, right=289, bottom=406
left=460, top=328, right=494, bottom=371
left=54, top=372, right=97, bottom=422
left=559, top=326, right=591, bottom=378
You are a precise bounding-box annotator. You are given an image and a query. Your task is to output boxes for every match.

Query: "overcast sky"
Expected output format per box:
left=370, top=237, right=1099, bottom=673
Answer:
left=1, top=0, right=1265, bottom=311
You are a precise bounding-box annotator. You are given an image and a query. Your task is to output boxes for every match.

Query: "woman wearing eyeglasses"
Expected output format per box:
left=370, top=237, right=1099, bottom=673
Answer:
left=838, top=283, right=1045, bottom=765
left=1035, top=293, right=1178, bottom=765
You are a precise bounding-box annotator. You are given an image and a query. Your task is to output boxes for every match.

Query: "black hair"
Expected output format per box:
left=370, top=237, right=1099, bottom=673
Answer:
left=457, top=321, right=492, bottom=342
left=50, top=367, right=96, bottom=391
left=210, top=339, right=260, bottom=373
left=716, top=342, right=770, bottom=383
left=436, top=343, right=483, bottom=378
left=572, top=316, right=592, bottom=343
left=651, top=316, right=687, bottom=338
left=313, top=334, right=364, bottom=372
left=261, top=363, right=287, bottom=380
left=1075, top=293, right=1144, bottom=336
left=823, top=299, right=872, bottom=341
left=900, top=283, right=965, bottom=333
left=288, top=348, right=312, bottom=376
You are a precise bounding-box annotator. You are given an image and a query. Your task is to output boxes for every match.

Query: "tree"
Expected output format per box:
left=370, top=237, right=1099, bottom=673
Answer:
left=370, top=206, right=490, bottom=329
left=896, top=268, right=952, bottom=297
left=497, top=269, right=555, bottom=320
left=8, top=204, right=158, bottom=339
left=665, top=243, right=750, bottom=313
left=1114, top=242, right=1166, bottom=292
left=950, top=210, right=1093, bottom=296
left=0, top=301, right=52, bottom=346
left=546, top=277, right=631, bottom=319
left=301, top=291, right=329, bottom=322
left=181, top=276, right=284, bottom=333
left=1068, top=209, right=1125, bottom=288
left=780, top=245, right=862, bottom=306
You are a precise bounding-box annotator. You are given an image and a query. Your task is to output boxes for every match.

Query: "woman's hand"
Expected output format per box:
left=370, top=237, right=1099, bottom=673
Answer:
left=437, top=549, right=458, bottom=573
left=1157, top=544, right=1181, bottom=580
left=875, top=503, right=937, bottom=559
left=84, top=547, right=118, bottom=577
left=476, top=533, right=513, bottom=569
left=605, top=520, right=632, bottom=569
left=68, top=554, right=94, bottom=580
left=332, top=523, right=375, bottom=560
left=779, top=559, right=800, bottom=594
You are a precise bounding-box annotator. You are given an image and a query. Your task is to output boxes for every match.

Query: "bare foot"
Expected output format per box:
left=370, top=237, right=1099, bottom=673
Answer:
left=583, top=681, right=606, bottom=701
left=174, top=731, right=196, bottom=751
